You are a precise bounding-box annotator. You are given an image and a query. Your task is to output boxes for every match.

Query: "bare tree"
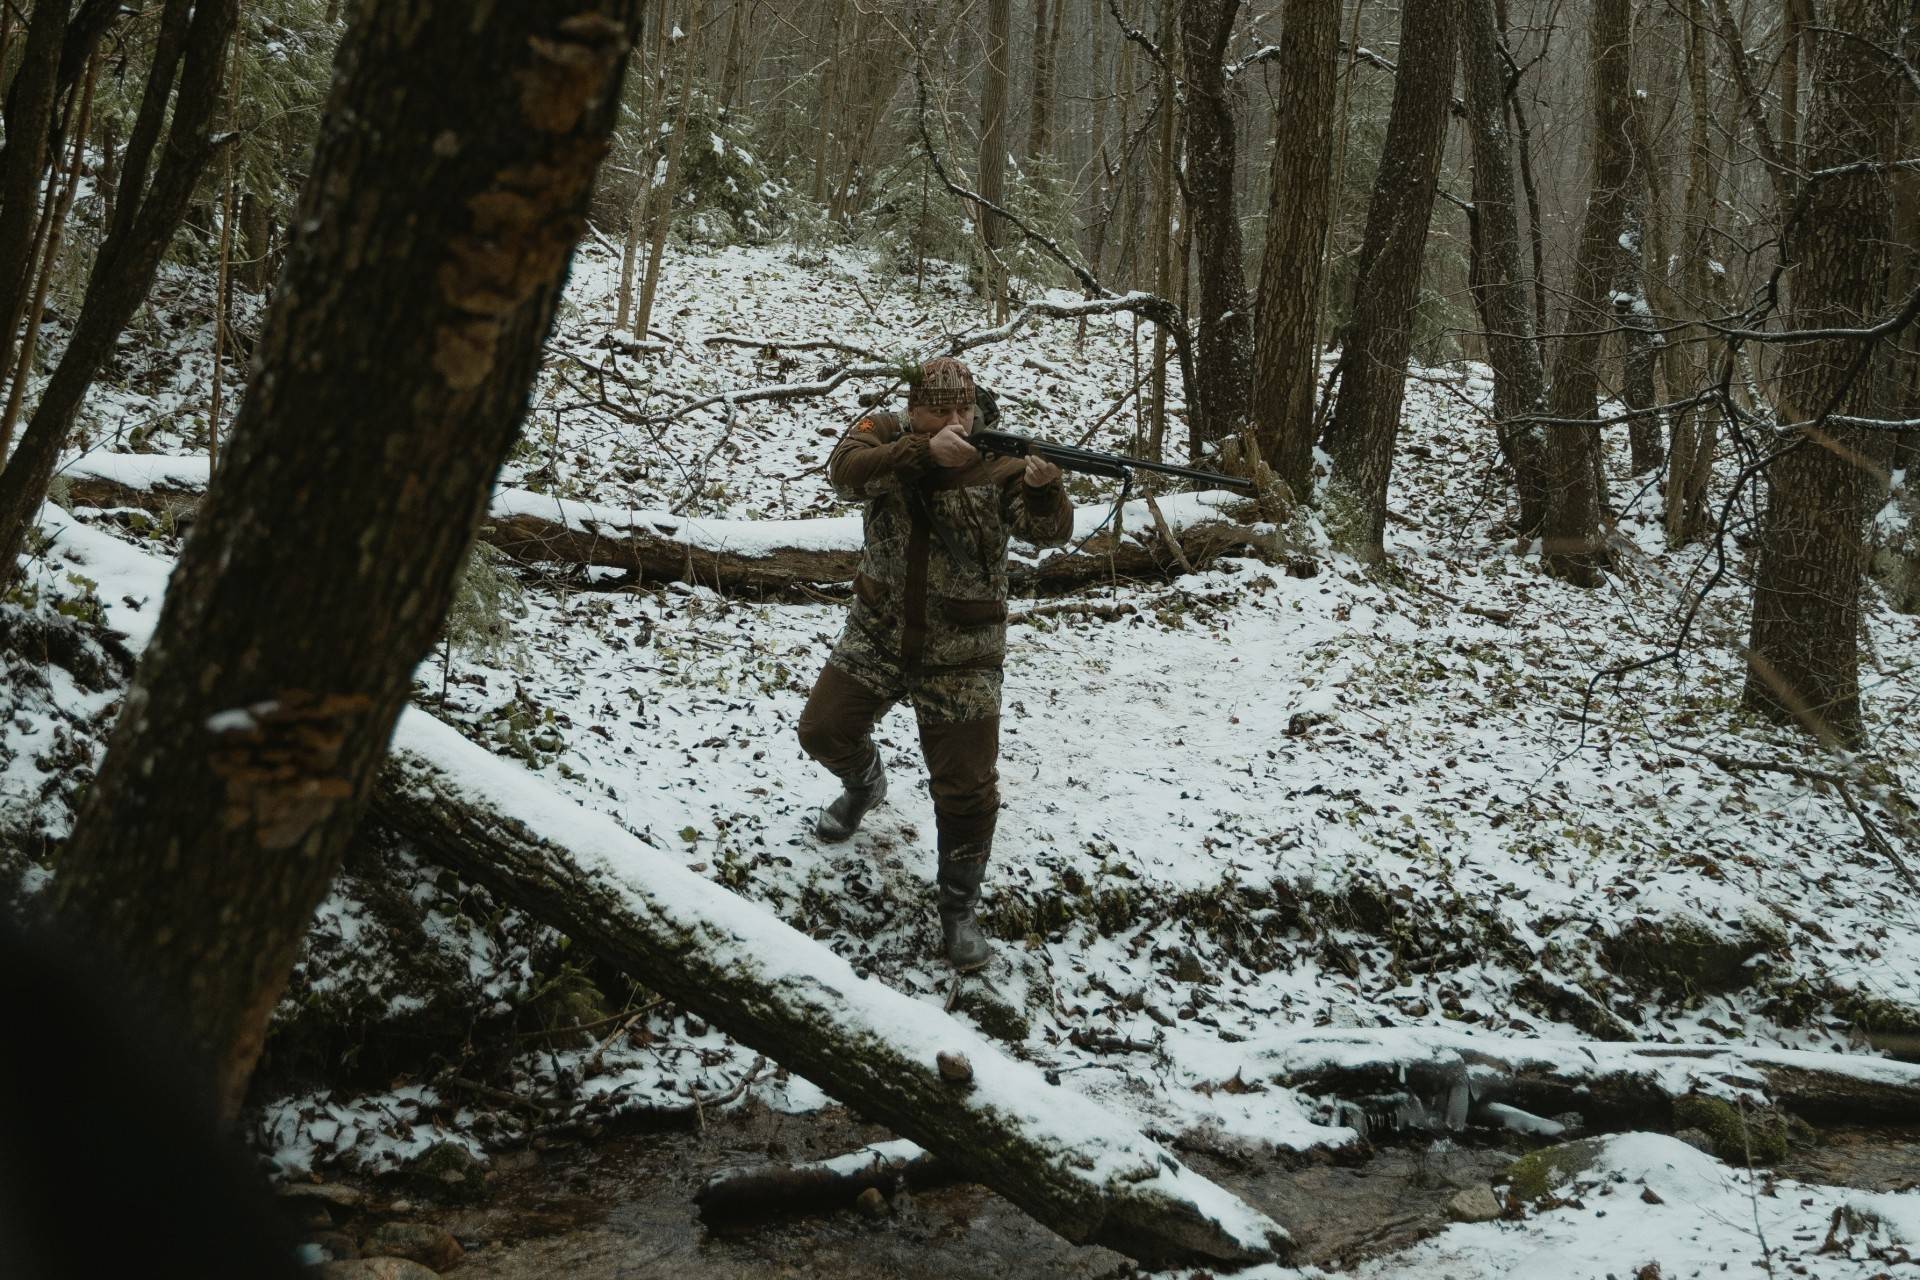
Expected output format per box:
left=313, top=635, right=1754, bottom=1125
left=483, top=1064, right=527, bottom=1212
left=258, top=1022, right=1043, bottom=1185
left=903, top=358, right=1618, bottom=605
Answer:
left=0, top=0, right=238, bottom=580
left=1321, top=0, right=1462, bottom=558
left=632, top=0, right=711, bottom=341
left=979, top=0, right=1012, bottom=320
left=1536, top=0, right=1632, bottom=587
left=1251, top=0, right=1339, bottom=499
left=51, top=0, right=639, bottom=1122
left=1180, top=0, right=1253, bottom=450
left=1459, top=0, right=1549, bottom=534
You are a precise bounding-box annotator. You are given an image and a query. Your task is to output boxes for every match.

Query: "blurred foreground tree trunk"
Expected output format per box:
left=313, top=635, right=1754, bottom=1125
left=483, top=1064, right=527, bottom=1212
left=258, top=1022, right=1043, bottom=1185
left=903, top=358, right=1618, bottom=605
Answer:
left=52, top=0, right=639, bottom=1124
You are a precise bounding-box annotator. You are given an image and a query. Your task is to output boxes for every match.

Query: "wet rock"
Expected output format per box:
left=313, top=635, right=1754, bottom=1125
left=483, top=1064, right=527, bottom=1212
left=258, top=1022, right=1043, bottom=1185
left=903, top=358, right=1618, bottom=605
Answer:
left=1670, top=1095, right=1789, bottom=1164
left=1673, top=1127, right=1714, bottom=1154
left=362, top=1223, right=463, bottom=1271
left=1446, top=1185, right=1502, bottom=1223
left=303, top=1231, right=359, bottom=1262
left=312, top=1260, right=441, bottom=1280
left=406, top=1141, right=490, bottom=1203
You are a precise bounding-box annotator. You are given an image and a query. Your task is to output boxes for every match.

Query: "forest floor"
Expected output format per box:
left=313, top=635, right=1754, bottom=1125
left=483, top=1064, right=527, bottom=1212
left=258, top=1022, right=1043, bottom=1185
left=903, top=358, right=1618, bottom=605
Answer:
left=6, top=238, right=1920, bottom=1278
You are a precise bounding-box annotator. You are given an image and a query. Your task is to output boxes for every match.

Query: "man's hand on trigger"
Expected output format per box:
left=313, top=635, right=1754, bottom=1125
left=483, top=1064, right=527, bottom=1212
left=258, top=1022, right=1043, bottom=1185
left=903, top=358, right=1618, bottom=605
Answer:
left=1023, top=454, right=1062, bottom=487
left=930, top=424, right=979, bottom=468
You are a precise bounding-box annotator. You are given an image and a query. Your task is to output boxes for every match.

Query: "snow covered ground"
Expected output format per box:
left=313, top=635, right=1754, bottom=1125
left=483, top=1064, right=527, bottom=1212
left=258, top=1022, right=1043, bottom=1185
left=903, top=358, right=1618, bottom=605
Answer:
left=9, top=239, right=1920, bottom=1277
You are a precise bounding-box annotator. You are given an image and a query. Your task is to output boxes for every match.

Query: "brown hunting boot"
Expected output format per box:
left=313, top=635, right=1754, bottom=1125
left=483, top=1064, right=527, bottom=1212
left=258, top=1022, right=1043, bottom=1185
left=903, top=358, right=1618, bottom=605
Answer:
left=937, top=844, right=992, bottom=972
left=813, top=749, right=886, bottom=842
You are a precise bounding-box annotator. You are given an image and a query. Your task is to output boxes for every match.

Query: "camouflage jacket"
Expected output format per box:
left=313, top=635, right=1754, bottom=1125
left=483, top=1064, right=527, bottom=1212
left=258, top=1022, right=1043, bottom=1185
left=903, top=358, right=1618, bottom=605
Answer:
left=827, top=410, right=1074, bottom=674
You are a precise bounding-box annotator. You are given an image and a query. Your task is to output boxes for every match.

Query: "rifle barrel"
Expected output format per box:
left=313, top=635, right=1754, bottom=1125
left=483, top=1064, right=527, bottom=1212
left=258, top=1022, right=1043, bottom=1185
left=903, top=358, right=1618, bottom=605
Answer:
left=974, top=430, right=1253, bottom=492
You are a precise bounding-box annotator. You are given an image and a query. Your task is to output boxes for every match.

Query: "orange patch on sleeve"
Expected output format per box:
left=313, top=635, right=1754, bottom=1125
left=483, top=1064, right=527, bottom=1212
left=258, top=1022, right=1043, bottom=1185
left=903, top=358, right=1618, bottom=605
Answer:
left=855, top=417, right=875, bottom=432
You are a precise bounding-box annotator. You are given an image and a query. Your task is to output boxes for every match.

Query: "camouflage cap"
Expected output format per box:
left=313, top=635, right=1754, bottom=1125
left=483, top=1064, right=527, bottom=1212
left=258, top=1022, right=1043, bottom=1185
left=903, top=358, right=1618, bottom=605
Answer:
left=908, top=356, right=976, bottom=409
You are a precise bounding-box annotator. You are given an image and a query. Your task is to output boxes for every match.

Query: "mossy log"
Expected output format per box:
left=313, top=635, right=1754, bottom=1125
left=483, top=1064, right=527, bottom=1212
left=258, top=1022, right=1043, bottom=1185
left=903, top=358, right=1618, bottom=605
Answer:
left=371, top=710, right=1290, bottom=1269
left=62, top=457, right=1278, bottom=594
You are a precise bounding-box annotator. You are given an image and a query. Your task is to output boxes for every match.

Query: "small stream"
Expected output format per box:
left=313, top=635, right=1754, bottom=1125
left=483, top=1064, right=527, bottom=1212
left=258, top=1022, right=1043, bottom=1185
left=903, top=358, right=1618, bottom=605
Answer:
left=346, top=1107, right=1919, bottom=1278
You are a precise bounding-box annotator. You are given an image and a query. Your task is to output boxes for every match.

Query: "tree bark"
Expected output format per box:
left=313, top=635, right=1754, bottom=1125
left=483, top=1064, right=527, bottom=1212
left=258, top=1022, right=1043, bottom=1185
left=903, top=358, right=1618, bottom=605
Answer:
left=1179, top=0, right=1253, bottom=453
left=0, top=0, right=232, bottom=581
left=1536, top=0, right=1631, bottom=587
left=1742, top=0, right=1902, bottom=748
left=1251, top=0, right=1338, bottom=500
left=1320, top=0, right=1461, bottom=560
left=50, top=0, right=640, bottom=1124
left=373, top=711, right=1290, bottom=1269
left=1459, top=0, right=1549, bottom=536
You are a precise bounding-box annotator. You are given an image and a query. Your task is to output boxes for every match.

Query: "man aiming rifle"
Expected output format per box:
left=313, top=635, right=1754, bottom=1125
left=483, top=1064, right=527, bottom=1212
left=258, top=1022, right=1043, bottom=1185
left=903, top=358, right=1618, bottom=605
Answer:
left=797, top=356, right=1250, bottom=971
left=797, top=356, right=1070, bottom=971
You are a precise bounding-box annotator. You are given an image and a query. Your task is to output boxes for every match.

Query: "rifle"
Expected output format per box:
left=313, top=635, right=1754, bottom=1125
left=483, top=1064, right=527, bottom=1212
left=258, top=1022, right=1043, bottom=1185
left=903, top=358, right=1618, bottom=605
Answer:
left=972, top=428, right=1255, bottom=493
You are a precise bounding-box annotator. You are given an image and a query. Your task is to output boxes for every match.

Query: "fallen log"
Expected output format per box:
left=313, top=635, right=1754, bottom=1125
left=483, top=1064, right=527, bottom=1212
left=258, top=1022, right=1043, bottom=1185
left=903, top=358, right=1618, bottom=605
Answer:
left=372, top=710, right=1290, bottom=1269
left=694, top=1139, right=958, bottom=1224
left=1247, top=1028, right=1920, bottom=1134
left=59, top=453, right=1279, bottom=593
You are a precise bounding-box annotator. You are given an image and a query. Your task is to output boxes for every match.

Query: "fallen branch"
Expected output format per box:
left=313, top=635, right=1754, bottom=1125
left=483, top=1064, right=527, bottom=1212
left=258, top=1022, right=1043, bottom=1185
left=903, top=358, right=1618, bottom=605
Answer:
left=695, top=1138, right=958, bottom=1224
left=372, top=710, right=1291, bottom=1268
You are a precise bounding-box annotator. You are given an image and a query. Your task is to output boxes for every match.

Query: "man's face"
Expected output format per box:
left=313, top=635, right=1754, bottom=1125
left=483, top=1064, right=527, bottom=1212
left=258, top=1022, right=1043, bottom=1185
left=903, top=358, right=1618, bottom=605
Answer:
left=908, top=400, right=975, bottom=436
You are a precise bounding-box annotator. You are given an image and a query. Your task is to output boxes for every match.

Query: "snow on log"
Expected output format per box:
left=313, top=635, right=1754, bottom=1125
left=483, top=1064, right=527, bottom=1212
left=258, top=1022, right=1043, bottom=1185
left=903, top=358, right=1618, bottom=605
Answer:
left=59, top=453, right=1281, bottom=592
left=694, top=1138, right=957, bottom=1224
left=372, top=710, right=1291, bottom=1269
left=1247, top=1028, right=1920, bottom=1131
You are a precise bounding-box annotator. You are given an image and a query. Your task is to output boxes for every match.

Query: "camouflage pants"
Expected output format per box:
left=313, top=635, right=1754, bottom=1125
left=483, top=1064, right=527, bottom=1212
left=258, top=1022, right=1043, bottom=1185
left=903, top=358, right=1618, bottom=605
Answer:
left=797, top=655, right=1001, bottom=855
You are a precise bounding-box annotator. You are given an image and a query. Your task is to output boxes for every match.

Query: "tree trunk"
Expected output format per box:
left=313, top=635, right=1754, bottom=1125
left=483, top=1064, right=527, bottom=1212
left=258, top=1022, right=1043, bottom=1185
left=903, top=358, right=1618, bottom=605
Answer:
left=1251, top=0, right=1338, bottom=500
left=49, top=0, right=640, bottom=1124
left=718, top=0, right=747, bottom=114
left=633, top=0, right=709, bottom=342
left=1320, top=0, right=1462, bottom=560
left=1742, top=0, right=1901, bottom=748
left=978, top=0, right=1012, bottom=321
left=1614, top=196, right=1663, bottom=476
left=1537, top=0, right=1631, bottom=587
left=0, top=0, right=78, bottom=399
left=1026, top=0, right=1060, bottom=166
left=1663, top=0, right=1724, bottom=546
left=1145, top=0, right=1178, bottom=461
left=1179, top=0, right=1253, bottom=454
left=373, top=711, right=1290, bottom=1270
left=617, top=3, right=674, bottom=333
left=0, top=0, right=233, bottom=581
left=1459, top=0, right=1550, bottom=536
left=810, top=0, right=852, bottom=205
